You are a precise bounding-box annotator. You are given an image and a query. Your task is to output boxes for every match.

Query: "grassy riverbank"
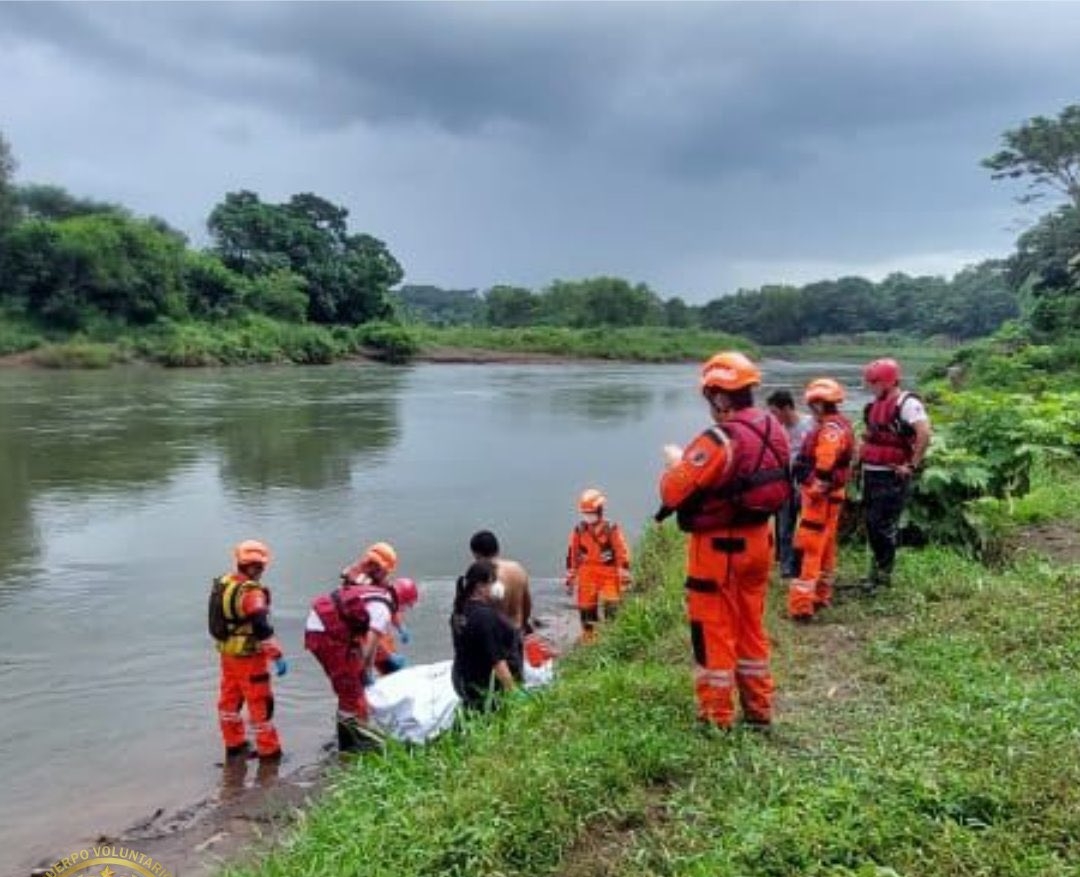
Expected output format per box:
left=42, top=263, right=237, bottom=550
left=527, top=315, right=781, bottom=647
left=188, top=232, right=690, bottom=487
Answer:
left=224, top=465, right=1080, bottom=877
left=411, top=325, right=756, bottom=363
left=0, top=316, right=757, bottom=368
left=764, top=334, right=951, bottom=373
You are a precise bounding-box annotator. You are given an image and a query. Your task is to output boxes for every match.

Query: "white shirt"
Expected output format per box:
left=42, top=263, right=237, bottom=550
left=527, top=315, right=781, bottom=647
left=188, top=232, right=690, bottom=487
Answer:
left=786, top=414, right=814, bottom=463
left=304, top=598, right=393, bottom=635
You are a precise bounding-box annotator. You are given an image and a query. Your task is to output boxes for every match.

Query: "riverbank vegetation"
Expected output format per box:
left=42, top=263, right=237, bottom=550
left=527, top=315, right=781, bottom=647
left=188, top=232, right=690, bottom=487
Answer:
left=225, top=489, right=1080, bottom=877
left=0, top=116, right=1030, bottom=368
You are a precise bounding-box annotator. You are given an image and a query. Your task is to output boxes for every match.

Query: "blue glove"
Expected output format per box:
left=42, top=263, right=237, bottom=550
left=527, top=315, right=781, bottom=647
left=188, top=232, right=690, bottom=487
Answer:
left=384, top=653, right=407, bottom=672
left=508, top=686, right=530, bottom=703
left=396, top=626, right=411, bottom=645
left=273, top=657, right=289, bottom=678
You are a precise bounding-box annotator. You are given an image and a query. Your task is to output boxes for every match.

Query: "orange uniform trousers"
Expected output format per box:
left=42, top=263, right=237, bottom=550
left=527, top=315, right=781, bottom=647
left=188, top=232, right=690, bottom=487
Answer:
left=575, top=565, right=622, bottom=610
left=217, top=652, right=281, bottom=757
left=788, top=490, right=844, bottom=618
left=685, top=522, right=774, bottom=727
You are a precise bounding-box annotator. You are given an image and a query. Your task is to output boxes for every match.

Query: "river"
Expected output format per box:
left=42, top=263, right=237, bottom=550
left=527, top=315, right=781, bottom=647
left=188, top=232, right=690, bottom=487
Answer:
left=0, top=359, right=866, bottom=874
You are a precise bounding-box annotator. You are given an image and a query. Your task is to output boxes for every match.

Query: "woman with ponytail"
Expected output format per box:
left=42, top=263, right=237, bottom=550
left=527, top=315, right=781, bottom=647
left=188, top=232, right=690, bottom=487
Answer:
left=450, top=559, right=520, bottom=711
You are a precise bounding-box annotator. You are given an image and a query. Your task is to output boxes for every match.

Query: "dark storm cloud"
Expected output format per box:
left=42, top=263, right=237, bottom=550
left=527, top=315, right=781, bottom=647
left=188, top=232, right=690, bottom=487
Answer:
left=2, top=2, right=1080, bottom=295
left=8, top=2, right=1079, bottom=176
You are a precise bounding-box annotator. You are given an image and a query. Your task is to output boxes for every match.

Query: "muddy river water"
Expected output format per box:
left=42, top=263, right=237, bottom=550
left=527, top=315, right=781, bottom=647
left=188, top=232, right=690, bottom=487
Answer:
left=0, top=359, right=865, bottom=874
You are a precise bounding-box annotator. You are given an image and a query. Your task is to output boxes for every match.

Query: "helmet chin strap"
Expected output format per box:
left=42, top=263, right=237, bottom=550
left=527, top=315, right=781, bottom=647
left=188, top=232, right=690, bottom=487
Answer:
left=706, top=390, right=730, bottom=418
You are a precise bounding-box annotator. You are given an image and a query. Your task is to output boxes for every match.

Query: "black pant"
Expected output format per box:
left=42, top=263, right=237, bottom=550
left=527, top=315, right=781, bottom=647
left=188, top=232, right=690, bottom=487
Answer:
left=863, top=469, right=909, bottom=581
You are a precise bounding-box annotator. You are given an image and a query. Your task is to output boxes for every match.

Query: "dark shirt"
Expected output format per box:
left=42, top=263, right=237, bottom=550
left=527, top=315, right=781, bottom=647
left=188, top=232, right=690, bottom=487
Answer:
left=450, top=600, right=516, bottom=711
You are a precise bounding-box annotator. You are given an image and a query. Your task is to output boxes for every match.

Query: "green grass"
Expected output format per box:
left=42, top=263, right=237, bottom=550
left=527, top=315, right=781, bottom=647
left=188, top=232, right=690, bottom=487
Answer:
left=413, top=325, right=758, bottom=362
left=764, top=334, right=950, bottom=374
left=223, top=517, right=1080, bottom=877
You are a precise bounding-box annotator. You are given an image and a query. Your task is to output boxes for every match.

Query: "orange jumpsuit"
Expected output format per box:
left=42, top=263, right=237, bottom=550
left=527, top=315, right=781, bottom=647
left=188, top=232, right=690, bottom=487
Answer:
left=659, top=421, right=778, bottom=728
left=215, top=575, right=283, bottom=758
left=566, top=519, right=631, bottom=642
left=788, top=415, right=854, bottom=619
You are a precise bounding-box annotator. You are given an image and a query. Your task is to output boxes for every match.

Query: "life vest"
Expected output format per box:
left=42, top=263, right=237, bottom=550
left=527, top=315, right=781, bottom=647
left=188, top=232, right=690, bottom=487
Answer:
left=794, top=414, right=855, bottom=488
left=573, top=521, right=621, bottom=567
left=861, top=391, right=919, bottom=467
left=209, top=574, right=270, bottom=657
left=308, top=585, right=372, bottom=645
left=677, top=407, right=791, bottom=532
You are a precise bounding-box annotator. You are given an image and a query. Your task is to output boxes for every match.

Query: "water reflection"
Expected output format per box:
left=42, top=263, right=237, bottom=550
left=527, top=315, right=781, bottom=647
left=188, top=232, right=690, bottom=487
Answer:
left=210, top=371, right=405, bottom=492
left=0, top=365, right=406, bottom=586
left=554, top=382, right=654, bottom=425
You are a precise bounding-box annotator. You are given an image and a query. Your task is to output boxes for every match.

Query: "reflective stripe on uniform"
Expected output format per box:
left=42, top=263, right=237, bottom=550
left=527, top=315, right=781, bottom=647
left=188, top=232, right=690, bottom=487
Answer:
left=693, top=667, right=733, bottom=687
left=736, top=659, right=770, bottom=678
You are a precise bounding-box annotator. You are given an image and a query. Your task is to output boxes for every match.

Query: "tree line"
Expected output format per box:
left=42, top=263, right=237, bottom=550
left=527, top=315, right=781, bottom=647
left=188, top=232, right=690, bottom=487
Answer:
left=394, top=265, right=1018, bottom=343
left=11, top=106, right=1080, bottom=348
left=0, top=134, right=402, bottom=334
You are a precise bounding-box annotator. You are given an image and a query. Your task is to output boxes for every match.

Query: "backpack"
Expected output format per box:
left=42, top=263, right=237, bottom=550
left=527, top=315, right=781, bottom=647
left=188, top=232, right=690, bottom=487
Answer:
left=208, top=576, right=236, bottom=642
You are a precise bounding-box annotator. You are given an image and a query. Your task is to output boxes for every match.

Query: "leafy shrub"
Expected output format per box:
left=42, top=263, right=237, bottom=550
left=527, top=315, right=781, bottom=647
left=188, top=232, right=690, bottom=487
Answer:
left=354, top=321, right=420, bottom=363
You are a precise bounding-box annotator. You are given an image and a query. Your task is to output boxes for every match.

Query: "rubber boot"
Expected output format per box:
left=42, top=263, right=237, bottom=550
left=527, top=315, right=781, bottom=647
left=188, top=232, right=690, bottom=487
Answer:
left=337, top=717, right=384, bottom=754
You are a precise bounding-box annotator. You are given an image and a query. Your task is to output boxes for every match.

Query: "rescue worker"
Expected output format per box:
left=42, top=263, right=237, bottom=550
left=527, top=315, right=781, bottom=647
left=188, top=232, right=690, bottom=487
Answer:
left=656, top=352, right=790, bottom=730
left=858, top=358, right=932, bottom=592
left=469, top=530, right=532, bottom=679
left=210, top=539, right=287, bottom=761
left=766, top=389, right=814, bottom=585
left=450, top=559, right=521, bottom=712
left=787, top=379, right=855, bottom=621
left=304, top=541, right=400, bottom=753
left=565, top=489, right=632, bottom=644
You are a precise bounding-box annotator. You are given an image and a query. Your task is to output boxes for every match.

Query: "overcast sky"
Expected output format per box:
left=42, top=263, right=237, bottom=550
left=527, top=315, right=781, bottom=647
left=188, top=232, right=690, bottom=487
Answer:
left=1, top=2, right=1079, bottom=302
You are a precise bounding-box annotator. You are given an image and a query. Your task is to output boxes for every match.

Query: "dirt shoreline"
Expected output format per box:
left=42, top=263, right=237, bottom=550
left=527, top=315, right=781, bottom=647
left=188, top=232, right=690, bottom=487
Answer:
left=17, top=610, right=580, bottom=877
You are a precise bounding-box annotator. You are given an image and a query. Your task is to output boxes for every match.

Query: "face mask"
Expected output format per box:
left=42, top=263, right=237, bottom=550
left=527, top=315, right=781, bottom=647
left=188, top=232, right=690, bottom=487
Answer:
left=584, top=512, right=601, bottom=524
left=490, top=580, right=506, bottom=601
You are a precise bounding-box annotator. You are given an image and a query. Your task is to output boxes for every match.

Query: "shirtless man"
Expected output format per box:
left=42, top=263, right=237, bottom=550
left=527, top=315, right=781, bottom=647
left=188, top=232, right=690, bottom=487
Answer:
left=469, top=530, right=531, bottom=677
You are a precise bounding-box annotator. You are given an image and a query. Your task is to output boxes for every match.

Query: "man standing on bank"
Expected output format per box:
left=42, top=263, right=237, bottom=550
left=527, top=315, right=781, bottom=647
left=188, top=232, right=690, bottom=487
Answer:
left=858, top=358, right=931, bottom=593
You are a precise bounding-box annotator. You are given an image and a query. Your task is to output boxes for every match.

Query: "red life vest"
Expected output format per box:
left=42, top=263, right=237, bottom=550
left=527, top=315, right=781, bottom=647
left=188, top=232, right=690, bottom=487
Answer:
left=794, top=414, right=855, bottom=488
left=861, top=392, right=919, bottom=467
left=678, top=407, right=791, bottom=531
left=308, top=585, right=373, bottom=644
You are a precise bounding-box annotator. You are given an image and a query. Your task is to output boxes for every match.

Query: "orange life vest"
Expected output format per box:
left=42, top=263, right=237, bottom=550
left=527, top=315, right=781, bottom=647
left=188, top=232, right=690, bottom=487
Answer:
left=794, top=414, right=855, bottom=488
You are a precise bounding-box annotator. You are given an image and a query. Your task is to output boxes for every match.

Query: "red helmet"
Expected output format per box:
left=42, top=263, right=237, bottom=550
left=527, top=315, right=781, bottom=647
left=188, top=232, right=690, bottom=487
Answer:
left=700, top=351, right=761, bottom=392
left=805, top=378, right=845, bottom=405
left=234, top=539, right=270, bottom=569
left=579, top=488, right=606, bottom=514
left=392, top=577, right=419, bottom=608
left=863, top=358, right=900, bottom=387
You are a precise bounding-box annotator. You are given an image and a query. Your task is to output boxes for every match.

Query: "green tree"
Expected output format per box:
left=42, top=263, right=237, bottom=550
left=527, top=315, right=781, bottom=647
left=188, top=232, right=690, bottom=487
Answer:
left=182, top=250, right=248, bottom=319
left=663, top=296, right=696, bottom=328
left=16, top=184, right=127, bottom=222
left=484, top=285, right=539, bottom=327
left=0, top=214, right=187, bottom=328
left=983, top=104, right=1080, bottom=208
left=207, top=190, right=402, bottom=325
left=0, top=131, right=17, bottom=234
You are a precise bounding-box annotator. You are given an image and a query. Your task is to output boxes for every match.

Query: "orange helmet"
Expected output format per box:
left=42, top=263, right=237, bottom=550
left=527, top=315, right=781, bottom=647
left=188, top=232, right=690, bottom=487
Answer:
left=700, top=351, right=761, bottom=392
left=234, top=539, right=270, bottom=568
left=579, top=488, right=606, bottom=514
left=805, top=378, right=845, bottom=405
left=863, top=358, right=900, bottom=387
left=392, top=577, right=419, bottom=608
left=362, top=541, right=398, bottom=574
